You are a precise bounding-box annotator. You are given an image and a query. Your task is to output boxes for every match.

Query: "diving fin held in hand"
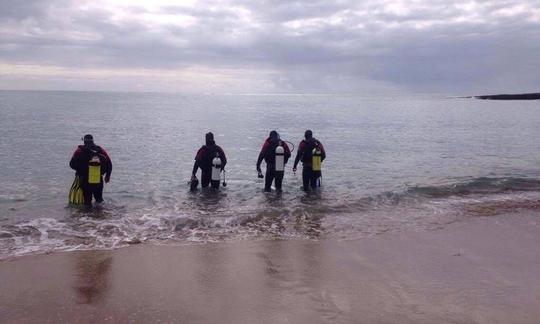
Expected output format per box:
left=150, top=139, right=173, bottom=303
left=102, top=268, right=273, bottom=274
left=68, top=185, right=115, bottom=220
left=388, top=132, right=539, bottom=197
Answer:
left=68, top=175, right=84, bottom=205
left=189, top=175, right=199, bottom=191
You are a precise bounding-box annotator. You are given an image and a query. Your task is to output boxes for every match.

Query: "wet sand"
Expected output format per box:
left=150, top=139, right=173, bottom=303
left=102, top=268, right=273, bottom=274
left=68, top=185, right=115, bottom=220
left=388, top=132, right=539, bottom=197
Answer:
left=1, top=212, right=540, bottom=324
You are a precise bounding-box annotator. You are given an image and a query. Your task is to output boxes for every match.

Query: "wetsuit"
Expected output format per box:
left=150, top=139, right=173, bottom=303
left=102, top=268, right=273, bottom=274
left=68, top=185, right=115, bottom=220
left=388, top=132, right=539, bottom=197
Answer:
left=293, top=138, right=326, bottom=191
left=70, top=144, right=112, bottom=206
left=192, top=143, right=227, bottom=188
left=256, top=138, right=291, bottom=191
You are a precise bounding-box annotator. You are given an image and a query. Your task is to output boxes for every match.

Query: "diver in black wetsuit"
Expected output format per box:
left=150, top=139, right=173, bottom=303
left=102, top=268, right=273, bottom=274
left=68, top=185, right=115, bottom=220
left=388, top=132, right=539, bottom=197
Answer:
left=293, top=130, right=326, bottom=191
left=69, top=134, right=113, bottom=207
left=256, top=130, right=291, bottom=192
left=191, top=132, right=227, bottom=189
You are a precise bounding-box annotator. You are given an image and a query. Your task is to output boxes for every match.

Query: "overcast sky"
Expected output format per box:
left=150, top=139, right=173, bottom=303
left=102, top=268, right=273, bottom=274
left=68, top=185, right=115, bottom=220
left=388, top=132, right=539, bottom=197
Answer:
left=0, top=0, right=538, bottom=94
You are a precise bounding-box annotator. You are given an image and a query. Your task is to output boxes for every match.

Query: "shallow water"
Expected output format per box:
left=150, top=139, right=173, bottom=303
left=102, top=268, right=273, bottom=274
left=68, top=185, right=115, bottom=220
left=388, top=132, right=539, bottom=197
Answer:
left=1, top=90, right=540, bottom=258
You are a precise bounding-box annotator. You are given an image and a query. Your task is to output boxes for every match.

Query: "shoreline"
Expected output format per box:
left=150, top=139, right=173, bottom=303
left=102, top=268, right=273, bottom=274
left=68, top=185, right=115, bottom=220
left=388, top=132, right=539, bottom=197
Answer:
left=1, top=212, right=540, bottom=323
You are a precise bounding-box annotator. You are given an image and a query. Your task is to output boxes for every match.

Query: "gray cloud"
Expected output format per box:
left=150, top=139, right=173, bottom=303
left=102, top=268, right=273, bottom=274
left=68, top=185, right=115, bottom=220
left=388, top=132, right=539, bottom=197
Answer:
left=0, top=0, right=539, bottom=93
left=0, top=0, right=52, bottom=20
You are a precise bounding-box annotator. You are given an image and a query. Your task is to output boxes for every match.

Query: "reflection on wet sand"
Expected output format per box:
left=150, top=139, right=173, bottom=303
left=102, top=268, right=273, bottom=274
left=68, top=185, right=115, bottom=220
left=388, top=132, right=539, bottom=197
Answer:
left=2, top=212, right=540, bottom=323
left=73, top=251, right=112, bottom=304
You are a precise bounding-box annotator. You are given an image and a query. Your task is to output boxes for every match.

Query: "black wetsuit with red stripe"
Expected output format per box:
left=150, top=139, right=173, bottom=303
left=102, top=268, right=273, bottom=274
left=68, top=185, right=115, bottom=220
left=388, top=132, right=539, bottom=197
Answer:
left=293, top=138, right=326, bottom=191
left=70, top=144, right=112, bottom=206
left=256, top=138, right=291, bottom=191
left=192, top=142, right=227, bottom=188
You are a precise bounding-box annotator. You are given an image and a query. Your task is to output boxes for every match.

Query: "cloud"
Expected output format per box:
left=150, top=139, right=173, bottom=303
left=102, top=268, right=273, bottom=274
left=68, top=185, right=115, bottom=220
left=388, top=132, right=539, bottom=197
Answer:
left=0, top=0, right=539, bottom=93
left=0, top=0, right=53, bottom=20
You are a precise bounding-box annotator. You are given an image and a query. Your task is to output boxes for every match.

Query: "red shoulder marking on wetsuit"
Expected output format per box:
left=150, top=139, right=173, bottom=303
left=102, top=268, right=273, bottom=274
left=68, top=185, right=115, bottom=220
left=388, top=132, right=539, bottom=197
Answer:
left=98, top=146, right=111, bottom=161
left=260, top=139, right=270, bottom=153
left=71, top=147, right=82, bottom=158
left=297, top=140, right=306, bottom=152
left=195, top=146, right=206, bottom=161
left=282, top=141, right=291, bottom=155
left=217, top=146, right=227, bottom=162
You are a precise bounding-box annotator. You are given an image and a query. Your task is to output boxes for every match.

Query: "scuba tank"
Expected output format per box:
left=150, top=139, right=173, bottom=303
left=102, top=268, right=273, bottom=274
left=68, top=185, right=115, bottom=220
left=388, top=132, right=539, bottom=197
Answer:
left=312, top=147, right=322, bottom=171
left=275, top=143, right=285, bottom=172
left=211, top=156, right=222, bottom=181
left=88, top=154, right=101, bottom=184
left=211, top=154, right=222, bottom=188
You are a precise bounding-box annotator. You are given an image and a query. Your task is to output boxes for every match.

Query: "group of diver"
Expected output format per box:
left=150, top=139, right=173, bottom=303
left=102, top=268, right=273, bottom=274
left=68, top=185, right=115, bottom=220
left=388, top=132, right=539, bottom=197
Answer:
left=69, top=131, right=326, bottom=207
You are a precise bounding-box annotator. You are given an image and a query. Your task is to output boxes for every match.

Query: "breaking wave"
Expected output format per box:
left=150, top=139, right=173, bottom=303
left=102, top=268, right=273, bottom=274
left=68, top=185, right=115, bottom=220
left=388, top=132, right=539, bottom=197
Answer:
left=406, top=177, right=540, bottom=197
left=1, top=177, right=540, bottom=260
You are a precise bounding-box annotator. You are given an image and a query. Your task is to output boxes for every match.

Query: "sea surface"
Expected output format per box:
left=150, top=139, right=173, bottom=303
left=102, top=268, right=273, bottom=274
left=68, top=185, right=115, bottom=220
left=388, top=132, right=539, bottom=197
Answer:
left=1, top=90, right=539, bottom=259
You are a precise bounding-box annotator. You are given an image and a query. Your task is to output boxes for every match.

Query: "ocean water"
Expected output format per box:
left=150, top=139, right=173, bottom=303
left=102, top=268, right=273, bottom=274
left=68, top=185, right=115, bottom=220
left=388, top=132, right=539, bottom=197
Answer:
left=1, top=90, right=540, bottom=259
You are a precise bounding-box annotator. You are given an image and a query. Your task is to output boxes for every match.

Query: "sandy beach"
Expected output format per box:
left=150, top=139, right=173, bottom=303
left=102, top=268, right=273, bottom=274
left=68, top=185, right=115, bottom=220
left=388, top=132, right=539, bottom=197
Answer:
left=1, top=212, right=539, bottom=324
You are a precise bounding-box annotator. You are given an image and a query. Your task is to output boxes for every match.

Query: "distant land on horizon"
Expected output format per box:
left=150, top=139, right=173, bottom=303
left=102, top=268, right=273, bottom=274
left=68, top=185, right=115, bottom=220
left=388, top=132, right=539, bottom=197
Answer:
left=473, top=92, right=540, bottom=100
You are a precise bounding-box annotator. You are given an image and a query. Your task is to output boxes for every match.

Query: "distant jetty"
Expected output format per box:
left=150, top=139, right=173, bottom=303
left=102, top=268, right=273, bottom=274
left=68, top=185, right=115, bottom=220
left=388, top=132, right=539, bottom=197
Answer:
left=474, top=93, right=540, bottom=100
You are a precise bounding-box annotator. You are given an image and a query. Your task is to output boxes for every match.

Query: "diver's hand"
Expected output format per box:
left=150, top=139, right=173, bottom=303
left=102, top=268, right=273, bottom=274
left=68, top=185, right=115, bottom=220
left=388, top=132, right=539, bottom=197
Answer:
left=293, top=167, right=297, bottom=174
left=191, top=174, right=197, bottom=181
left=104, top=175, right=110, bottom=183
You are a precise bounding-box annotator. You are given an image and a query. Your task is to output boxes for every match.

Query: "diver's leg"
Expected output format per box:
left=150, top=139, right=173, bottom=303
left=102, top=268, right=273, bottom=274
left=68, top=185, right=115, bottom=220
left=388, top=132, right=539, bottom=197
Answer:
left=210, top=167, right=220, bottom=189
left=94, top=181, right=104, bottom=203
left=275, top=171, right=284, bottom=191
left=302, top=166, right=310, bottom=191
left=315, top=171, right=322, bottom=187
left=201, top=170, right=211, bottom=188
left=82, top=183, right=93, bottom=207
left=310, top=170, right=318, bottom=189
left=264, top=168, right=274, bottom=192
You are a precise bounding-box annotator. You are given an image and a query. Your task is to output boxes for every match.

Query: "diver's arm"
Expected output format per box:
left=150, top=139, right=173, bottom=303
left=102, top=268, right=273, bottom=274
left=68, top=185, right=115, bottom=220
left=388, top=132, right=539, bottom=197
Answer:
left=293, top=141, right=304, bottom=169
left=192, top=161, right=199, bottom=176
left=99, top=147, right=113, bottom=180
left=319, top=142, right=326, bottom=162
left=283, top=142, right=291, bottom=164
left=218, top=146, right=227, bottom=169
left=256, top=141, right=268, bottom=171
left=69, top=148, right=81, bottom=171
left=192, top=147, right=204, bottom=176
